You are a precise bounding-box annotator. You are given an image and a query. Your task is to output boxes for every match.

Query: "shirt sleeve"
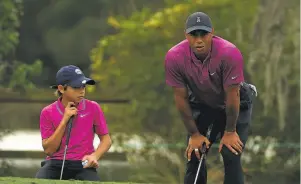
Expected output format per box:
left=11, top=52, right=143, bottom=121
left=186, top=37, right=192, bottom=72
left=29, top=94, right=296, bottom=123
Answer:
left=40, top=109, right=54, bottom=140
left=93, top=102, right=109, bottom=135
left=164, top=51, right=186, bottom=88
left=222, top=47, right=245, bottom=90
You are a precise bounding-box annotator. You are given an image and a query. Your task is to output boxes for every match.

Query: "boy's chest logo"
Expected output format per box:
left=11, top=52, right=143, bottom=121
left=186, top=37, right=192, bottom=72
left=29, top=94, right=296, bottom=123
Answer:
left=79, top=112, right=89, bottom=118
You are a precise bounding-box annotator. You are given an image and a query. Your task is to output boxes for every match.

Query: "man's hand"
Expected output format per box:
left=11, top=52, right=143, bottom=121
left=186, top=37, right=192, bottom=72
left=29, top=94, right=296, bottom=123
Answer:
left=221, top=84, right=242, bottom=155
left=219, top=131, right=243, bottom=155
left=185, top=133, right=210, bottom=161
left=82, top=154, right=99, bottom=169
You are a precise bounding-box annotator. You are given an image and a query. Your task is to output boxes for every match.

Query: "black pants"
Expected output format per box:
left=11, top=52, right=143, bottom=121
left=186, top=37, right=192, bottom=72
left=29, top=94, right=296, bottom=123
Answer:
left=35, top=159, right=100, bottom=181
left=184, top=104, right=252, bottom=184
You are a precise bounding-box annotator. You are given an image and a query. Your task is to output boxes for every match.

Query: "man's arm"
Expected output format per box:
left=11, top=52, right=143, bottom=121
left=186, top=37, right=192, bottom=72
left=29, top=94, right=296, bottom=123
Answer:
left=221, top=47, right=244, bottom=132
left=225, top=85, right=240, bottom=132
left=165, top=51, right=200, bottom=135
left=92, top=134, right=112, bottom=160
left=173, top=87, right=199, bottom=136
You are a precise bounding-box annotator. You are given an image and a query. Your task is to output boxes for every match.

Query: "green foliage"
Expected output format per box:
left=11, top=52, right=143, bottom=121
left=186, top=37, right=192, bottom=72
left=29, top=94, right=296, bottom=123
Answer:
left=0, top=177, right=136, bottom=184
left=8, top=60, right=43, bottom=91
left=0, top=0, right=22, bottom=59
left=246, top=0, right=300, bottom=132
left=0, top=0, right=43, bottom=92
left=90, top=4, right=185, bottom=136
left=15, top=0, right=169, bottom=86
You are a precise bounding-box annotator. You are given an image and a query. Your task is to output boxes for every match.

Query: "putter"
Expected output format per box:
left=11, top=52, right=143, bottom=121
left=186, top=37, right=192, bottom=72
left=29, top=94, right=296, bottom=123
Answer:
left=193, top=124, right=213, bottom=184
left=59, top=115, right=75, bottom=180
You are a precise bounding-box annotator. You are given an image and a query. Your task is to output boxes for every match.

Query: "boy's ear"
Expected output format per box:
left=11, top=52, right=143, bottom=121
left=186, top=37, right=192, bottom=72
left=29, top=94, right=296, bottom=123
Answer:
left=57, top=85, right=65, bottom=94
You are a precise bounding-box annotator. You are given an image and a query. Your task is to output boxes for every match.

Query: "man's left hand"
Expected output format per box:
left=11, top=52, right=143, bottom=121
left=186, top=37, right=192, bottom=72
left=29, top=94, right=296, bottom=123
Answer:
left=219, top=131, right=243, bottom=155
left=82, top=154, right=99, bottom=169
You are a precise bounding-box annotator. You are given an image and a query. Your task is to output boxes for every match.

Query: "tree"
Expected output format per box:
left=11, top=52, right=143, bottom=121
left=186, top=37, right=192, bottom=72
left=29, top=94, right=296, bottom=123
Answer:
left=247, top=0, right=300, bottom=131
left=15, top=0, right=168, bottom=86
left=0, top=0, right=42, bottom=92
left=246, top=0, right=300, bottom=183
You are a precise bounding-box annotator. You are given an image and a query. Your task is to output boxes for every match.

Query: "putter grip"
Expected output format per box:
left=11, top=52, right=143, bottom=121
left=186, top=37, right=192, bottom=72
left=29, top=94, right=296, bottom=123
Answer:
left=65, top=116, right=74, bottom=146
left=201, top=124, right=213, bottom=154
left=200, top=143, right=206, bottom=154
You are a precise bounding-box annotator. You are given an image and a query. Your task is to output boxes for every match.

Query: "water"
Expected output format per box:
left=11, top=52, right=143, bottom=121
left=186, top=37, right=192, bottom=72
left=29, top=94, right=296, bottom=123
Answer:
left=0, top=130, right=128, bottom=168
left=0, top=130, right=108, bottom=151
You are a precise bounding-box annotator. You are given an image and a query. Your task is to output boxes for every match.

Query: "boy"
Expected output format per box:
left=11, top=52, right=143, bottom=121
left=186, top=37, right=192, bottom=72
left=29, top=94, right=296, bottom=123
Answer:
left=35, top=65, right=112, bottom=181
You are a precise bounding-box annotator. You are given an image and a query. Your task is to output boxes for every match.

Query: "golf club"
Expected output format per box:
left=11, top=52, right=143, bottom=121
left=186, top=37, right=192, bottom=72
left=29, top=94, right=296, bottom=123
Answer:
left=194, top=124, right=213, bottom=184
left=59, top=114, right=75, bottom=180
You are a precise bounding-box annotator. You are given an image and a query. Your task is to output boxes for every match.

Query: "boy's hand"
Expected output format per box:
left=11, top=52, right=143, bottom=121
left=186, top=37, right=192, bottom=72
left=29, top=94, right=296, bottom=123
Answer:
left=63, top=102, right=77, bottom=121
left=82, top=154, right=99, bottom=168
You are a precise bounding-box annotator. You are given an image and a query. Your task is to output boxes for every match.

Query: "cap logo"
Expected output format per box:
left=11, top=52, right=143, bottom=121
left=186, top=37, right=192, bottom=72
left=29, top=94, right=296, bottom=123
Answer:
left=82, top=80, right=87, bottom=84
left=196, top=17, right=201, bottom=23
left=75, top=69, right=82, bottom=74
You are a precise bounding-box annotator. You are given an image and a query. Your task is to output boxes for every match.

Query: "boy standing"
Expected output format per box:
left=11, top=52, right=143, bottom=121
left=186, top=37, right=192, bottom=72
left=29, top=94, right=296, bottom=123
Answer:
left=35, top=65, right=111, bottom=181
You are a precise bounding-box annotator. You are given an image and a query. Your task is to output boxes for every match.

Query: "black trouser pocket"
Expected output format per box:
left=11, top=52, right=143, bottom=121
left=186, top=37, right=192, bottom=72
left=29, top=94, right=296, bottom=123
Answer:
left=240, top=82, right=256, bottom=110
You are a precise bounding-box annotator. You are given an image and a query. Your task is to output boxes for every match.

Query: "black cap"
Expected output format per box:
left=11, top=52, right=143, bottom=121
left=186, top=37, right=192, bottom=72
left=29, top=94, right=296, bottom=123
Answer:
left=185, top=12, right=212, bottom=33
left=50, top=65, right=96, bottom=89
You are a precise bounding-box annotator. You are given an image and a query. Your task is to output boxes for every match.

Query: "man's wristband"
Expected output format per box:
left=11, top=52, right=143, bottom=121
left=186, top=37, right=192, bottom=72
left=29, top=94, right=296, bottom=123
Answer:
left=225, top=128, right=236, bottom=133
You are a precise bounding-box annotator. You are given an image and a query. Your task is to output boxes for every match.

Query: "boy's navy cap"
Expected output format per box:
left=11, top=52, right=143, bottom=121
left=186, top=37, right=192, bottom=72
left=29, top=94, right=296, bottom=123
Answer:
left=185, top=12, right=213, bottom=33
left=50, top=65, right=95, bottom=89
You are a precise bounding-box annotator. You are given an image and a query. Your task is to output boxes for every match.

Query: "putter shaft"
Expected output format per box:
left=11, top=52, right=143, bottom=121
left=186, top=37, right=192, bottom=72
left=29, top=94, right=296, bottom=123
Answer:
left=193, top=124, right=213, bottom=184
left=59, top=116, right=74, bottom=180
left=60, top=145, right=68, bottom=180
left=194, top=154, right=205, bottom=184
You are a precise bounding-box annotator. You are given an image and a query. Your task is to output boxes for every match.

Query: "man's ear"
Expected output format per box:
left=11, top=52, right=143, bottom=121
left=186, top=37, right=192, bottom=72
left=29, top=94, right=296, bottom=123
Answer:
left=211, top=27, right=214, bottom=34
left=184, top=31, right=189, bottom=39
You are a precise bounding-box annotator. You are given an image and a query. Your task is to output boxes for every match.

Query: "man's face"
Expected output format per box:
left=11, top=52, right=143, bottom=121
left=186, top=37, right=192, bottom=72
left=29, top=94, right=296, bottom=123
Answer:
left=58, top=85, right=86, bottom=103
left=185, top=30, right=213, bottom=55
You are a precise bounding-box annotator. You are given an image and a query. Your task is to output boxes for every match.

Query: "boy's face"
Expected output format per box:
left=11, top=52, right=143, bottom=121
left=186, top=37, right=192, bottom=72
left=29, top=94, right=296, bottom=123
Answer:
left=58, top=85, right=86, bottom=103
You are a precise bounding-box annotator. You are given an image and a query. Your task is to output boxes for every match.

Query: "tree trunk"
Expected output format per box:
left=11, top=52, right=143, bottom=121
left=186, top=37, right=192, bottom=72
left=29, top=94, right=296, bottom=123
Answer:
left=247, top=0, right=298, bottom=131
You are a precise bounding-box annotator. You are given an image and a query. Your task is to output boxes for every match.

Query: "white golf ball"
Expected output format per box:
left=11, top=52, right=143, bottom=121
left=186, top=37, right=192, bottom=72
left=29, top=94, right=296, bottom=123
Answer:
left=82, top=160, right=88, bottom=166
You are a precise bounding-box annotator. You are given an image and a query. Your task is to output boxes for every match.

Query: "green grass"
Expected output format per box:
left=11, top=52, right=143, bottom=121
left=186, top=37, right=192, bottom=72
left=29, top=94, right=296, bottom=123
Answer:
left=0, top=177, right=144, bottom=184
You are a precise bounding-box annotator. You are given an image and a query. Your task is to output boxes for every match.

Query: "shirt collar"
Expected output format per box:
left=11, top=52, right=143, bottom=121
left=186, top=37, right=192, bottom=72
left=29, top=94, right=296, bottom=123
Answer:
left=56, top=97, right=86, bottom=116
left=190, top=48, right=211, bottom=63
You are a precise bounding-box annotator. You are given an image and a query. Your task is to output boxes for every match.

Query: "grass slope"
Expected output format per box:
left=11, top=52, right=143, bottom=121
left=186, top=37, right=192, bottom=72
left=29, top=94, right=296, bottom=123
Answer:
left=0, top=177, right=144, bottom=184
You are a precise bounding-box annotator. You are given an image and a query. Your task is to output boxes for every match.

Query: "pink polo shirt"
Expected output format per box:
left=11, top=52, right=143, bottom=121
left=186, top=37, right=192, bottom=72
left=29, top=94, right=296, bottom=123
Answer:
left=165, top=36, right=244, bottom=109
left=39, top=98, right=109, bottom=160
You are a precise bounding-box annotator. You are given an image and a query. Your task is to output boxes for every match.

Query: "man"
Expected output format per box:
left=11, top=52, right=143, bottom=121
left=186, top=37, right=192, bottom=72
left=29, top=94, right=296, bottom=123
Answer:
left=164, top=12, right=257, bottom=184
left=35, top=65, right=112, bottom=181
